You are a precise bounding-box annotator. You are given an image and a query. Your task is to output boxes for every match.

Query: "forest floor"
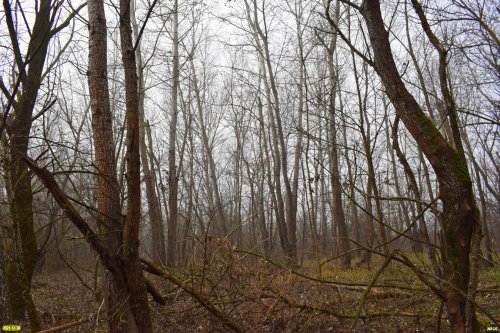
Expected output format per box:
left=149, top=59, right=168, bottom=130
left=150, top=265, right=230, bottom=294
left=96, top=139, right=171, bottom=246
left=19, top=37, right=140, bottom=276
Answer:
left=27, top=253, right=500, bottom=333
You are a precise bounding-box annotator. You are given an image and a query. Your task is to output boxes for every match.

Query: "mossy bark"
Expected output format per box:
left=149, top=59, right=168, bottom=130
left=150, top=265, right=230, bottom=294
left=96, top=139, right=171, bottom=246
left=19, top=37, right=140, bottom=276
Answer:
left=3, top=0, right=53, bottom=329
left=358, top=1, right=480, bottom=331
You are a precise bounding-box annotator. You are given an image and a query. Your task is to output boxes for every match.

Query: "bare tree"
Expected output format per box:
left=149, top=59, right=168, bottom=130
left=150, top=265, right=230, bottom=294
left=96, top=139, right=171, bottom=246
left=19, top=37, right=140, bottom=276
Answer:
left=328, top=1, right=482, bottom=330
left=0, top=1, right=83, bottom=328
left=131, top=0, right=166, bottom=266
left=167, top=0, right=180, bottom=268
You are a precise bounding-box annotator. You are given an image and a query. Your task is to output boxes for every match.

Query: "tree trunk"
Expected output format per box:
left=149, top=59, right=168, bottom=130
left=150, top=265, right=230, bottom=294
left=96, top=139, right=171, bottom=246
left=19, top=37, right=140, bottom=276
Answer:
left=2, top=1, right=55, bottom=327
left=88, top=1, right=131, bottom=331
left=167, top=0, right=179, bottom=268
left=190, top=58, right=227, bottom=235
left=131, top=0, right=166, bottom=266
left=325, top=3, right=351, bottom=267
left=359, top=1, right=480, bottom=330
left=118, top=0, right=153, bottom=331
left=244, top=0, right=297, bottom=261
left=0, top=245, right=11, bottom=324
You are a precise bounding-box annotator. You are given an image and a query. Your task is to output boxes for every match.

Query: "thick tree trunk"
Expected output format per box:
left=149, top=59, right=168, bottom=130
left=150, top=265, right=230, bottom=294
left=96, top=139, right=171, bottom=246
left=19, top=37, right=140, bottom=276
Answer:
left=2, top=0, right=53, bottom=328
left=88, top=1, right=131, bottom=331
left=88, top=1, right=153, bottom=331
left=359, top=1, right=479, bottom=331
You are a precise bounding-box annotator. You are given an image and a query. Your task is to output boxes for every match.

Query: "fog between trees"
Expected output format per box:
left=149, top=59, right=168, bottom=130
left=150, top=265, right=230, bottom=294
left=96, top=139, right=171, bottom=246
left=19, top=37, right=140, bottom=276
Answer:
left=0, top=0, right=498, bottom=332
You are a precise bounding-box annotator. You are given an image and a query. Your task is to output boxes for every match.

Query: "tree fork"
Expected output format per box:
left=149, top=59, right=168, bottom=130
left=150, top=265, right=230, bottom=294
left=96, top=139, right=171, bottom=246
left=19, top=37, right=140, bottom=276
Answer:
left=356, top=1, right=480, bottom=331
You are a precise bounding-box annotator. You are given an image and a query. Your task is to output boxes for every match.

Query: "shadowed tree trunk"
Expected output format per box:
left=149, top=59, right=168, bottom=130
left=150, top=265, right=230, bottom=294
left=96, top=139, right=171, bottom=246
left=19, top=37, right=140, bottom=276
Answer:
left=0, top=245, right=10, bottom=324
left=190, top=57, right=227, bottom=236
left=1, top=0, right=81, bottom=329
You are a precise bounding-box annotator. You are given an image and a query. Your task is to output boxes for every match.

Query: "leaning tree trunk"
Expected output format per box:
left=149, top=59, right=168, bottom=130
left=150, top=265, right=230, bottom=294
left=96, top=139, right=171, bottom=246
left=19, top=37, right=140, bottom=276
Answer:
left=244, top=0, right=297, bottom=261
left=357, top=1, right=480, bottom=331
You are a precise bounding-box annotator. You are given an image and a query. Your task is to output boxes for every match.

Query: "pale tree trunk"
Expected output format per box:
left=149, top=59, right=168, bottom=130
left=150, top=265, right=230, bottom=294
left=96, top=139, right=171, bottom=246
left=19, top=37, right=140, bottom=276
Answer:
left=301, top=150, right=319, bottom=259
left=259, top=55, right=291, bottom=259
left=325, top=1, right=351, bottom=268
left=251, top=45, right=288, bottom=258
left=255, top=130, right=271, bottom=255
left=131, top=0, right=166, bottom=265
left=351, top=55, right=389, bottom=255
left=190, top=58, right=227, bottom=235
left=233, top=126, right=243, bottom=245
left=180, top=93, right=195, bottom=265
left=319, top=145, right=328, bottom=253
left=167, top=0, right=179, bottom=267
left=245, top=0, right=297, bottom=261
left=383, top=97, right=423, bottom=250
left=339, top=88, right=362, bottom=258
left=385, top=113, right=414, bottom=238
left=290, top=0, right=306, bottom=263
left=462, top=132, right=494, bottom=265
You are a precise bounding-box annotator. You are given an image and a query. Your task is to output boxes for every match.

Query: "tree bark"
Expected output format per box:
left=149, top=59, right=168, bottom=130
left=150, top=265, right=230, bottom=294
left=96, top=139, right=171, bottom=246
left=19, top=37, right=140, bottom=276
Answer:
left=2, top=0, right=54, bottom=328
left=88, top=1, right=132, bottom=331
left=0, top=245, right=11, bottom=324
left=119, top=0, right=153, bottom=331
left=359, top=1, right=480, bottom=331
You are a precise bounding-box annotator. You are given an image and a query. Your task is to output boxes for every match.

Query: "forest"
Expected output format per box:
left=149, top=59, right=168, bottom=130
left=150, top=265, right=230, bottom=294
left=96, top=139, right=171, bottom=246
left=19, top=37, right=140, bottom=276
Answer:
left=0, top=0, right=498, bottom=332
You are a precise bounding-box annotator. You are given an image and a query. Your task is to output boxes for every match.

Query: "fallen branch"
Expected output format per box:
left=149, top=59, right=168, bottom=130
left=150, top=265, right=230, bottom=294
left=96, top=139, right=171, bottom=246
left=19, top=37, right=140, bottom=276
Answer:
left=265, top=290, right=427, bottom=319
left=352, top=251, right=395, bottom=330
left=334, top=285, right=412, bottom=299
left=36, top=318, right=87, bottom=333
left=141, top=257, right=245, bottom=333
left=144, top=276, right=166, bottom=305
left=233, top=248, right=427, bottom=292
